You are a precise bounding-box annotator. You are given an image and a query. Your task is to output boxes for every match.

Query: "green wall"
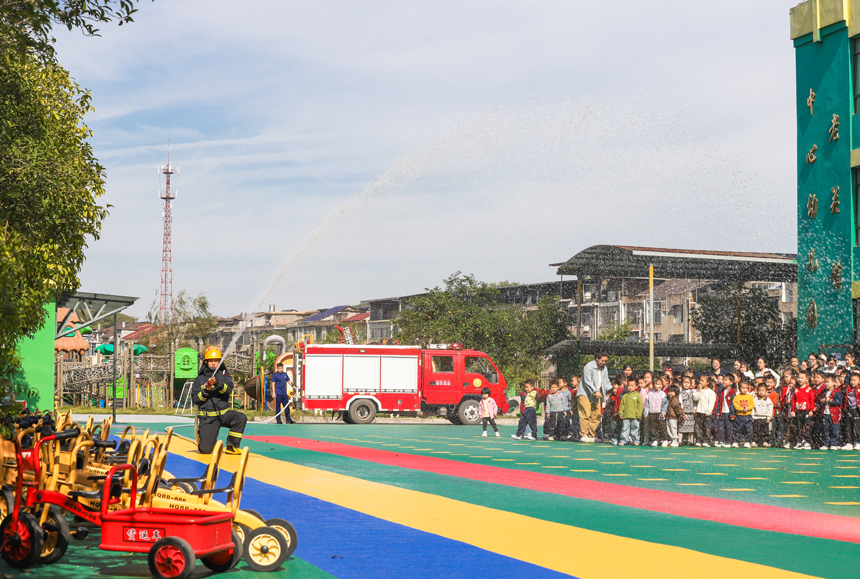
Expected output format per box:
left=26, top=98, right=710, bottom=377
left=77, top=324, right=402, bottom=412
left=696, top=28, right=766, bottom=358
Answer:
left=795, top=21, right=855, bottom=356
left=13, top=302, right=56, bottom=411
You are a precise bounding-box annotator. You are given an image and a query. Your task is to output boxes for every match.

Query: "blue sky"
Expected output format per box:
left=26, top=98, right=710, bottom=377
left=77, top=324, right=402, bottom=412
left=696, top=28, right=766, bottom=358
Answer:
left=54, top=1, right=797, bottom=319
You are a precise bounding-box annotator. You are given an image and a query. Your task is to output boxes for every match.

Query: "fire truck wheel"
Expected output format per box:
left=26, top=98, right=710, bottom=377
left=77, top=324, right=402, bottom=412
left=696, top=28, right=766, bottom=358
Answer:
left=244, top=526, right=288, bottom=572
left=448, top=414, right=461, bottom=425
left=201, top=529, right=243, bottom=572
left=148, top=536, right=196, bottom=579
left=39, top=506, right=70, bottom=565
left=0, top=512, right=44, bottom=568
left=457, top=400, right=481, bottom=425
left=348, top=400, right=376, bottom=424
left=343, top=411, right=353, bottom=424
left=265, top=518, right=298, bottom=557
left=0, top=487, right=13, bottom=520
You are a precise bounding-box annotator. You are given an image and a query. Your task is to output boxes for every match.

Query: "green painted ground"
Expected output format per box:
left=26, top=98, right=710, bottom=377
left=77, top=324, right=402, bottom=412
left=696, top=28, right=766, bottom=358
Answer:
left=236, top=422, right=860, bottom=517
left=237, top=430, right=856, bottom=579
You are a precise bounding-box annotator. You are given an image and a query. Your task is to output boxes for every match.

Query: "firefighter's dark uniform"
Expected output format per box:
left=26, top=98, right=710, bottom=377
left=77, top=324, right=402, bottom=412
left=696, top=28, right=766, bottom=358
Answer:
left=192, top=364, right=247, bottom=454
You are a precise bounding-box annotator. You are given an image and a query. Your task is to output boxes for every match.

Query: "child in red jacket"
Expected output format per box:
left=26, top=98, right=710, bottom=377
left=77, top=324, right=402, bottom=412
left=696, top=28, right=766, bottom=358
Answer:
left=792, top=372, right=816, bottom=450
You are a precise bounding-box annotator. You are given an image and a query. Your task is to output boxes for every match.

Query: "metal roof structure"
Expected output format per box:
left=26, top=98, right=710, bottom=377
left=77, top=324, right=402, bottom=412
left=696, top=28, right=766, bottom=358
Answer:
left=56, top=292, right=139, bottom=339
left=552, top=245, right=797, bottom=282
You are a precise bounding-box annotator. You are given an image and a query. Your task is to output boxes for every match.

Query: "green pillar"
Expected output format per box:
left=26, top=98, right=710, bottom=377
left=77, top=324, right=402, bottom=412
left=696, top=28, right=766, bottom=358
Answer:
left=14, top=302, right=56, bottom=411
left=792, top=1, right=858, bottom=357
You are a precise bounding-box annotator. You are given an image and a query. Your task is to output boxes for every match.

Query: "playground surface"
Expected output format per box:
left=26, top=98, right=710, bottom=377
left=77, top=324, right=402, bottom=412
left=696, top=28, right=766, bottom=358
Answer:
left=10, top=420, right=860, bottom=578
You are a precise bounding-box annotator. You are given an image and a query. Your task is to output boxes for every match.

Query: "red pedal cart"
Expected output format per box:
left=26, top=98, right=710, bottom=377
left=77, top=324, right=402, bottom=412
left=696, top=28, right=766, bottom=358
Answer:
left=1, top=433, right=242, bottom=579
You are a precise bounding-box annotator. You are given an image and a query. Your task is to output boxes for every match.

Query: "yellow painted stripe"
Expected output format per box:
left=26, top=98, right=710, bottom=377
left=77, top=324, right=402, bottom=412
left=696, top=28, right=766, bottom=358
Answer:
left=167, top=435, right=820, bottom=579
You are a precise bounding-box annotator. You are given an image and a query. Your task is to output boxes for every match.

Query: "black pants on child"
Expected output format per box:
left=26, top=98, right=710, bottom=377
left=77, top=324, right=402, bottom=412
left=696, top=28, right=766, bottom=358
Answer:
left=545, top=411, right=565, bottom=438
left=646, top=415, right=664, bottom=443
left=482, top=417, right=498, bottom=433
left=794, top=411, right=810, bottom=444
left=753, top=419, right=769, bottom=445
left=733, top=415, right=752, bottom=444
left=845, top=408, right=860, bottom=444
left=515, top=407, right=537, bottom=437
left=695, top=413, right=712, bottom=444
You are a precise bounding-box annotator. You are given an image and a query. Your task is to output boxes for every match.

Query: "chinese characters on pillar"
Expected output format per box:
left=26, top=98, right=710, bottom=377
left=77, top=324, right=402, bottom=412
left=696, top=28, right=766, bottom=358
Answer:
left=807, top=193, right=818, bottom=218
left=832, top=259, right=843, bottom=290
left=829, top=114, right=839, bottom=141
left=807, top=248, right=819, bottom=272
left=807, top=88, right=816, bottom=115
left=831, top=186, right=840, bottom=214
left=806, top=144, right=817, bottom=164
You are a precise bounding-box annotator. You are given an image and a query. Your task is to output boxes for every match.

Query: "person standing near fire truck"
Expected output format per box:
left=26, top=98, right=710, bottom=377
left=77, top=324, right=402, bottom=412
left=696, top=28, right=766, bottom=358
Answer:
left=192, top=346, right=247, bottom=455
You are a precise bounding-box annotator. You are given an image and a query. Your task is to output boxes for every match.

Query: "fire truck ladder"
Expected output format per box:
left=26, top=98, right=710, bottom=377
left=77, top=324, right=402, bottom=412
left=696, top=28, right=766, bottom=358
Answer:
left=334, top=325, right=355, bottom=345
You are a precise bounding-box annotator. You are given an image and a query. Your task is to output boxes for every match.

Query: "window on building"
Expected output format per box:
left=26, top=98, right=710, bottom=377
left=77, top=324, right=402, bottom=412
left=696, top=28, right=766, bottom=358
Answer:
left=431, top=356, right=453, bottom=372
left=855, top=168, right=860, bottom=245
left=854, top=38, right=860, bottom=113
left=669, top=304, right=683, bottom=323
left=653, top=303, right=662, bottom=324
left=653, top=333, right=661, bottom=342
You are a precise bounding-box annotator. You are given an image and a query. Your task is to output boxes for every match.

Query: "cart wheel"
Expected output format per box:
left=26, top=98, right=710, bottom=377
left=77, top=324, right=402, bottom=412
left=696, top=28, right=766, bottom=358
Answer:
left=232, top=522, right=250, bottom=545
left=244, top=525, right=288, bottom=572
left=0, top=487, right=13, bottom=520
left=173, top=481, right=196, bottom=494
left=148, top=536, right=196, bottom=579
left=243, top=509, right=264, bottom=522
left=201, top=529, right=243, bottom=572
left=39, top=506, right=70, bottom=565
left=264, top=518, right=298, bottom=558
left=0, top=513, right=44, bottom=568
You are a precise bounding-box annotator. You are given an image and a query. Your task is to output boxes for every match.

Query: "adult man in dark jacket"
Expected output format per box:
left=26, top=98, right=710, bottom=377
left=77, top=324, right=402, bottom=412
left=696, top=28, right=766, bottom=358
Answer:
left=192, top=346, right=247, bottom=455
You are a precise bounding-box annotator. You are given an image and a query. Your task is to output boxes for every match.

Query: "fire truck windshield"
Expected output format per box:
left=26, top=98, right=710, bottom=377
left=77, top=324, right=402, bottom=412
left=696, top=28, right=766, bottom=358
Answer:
left=465, top=356, right=498, bottom=384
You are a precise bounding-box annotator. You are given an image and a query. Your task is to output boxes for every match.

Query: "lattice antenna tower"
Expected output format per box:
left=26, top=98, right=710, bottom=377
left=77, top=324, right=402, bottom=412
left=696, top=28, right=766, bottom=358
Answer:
left=157, top=146, right=178, bottom=325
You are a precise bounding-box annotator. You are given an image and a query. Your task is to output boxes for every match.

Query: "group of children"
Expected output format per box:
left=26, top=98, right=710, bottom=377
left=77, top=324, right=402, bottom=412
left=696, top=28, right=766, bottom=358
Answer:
left=500, top=354, right=860, bottom=451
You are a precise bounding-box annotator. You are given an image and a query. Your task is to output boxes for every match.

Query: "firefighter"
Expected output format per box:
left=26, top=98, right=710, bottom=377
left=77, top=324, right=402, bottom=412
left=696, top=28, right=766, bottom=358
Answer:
left=192, top=346, right=247, bottom=455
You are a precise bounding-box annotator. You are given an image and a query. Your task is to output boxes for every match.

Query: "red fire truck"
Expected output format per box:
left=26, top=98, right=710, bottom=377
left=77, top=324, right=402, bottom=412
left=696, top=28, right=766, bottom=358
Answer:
left=296, top=343, right=508, bottom=424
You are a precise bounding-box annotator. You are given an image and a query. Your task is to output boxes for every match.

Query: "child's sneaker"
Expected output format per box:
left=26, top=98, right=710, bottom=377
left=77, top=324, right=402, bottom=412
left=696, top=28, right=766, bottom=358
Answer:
left=611, top=439, right=618, bottom=446
left=661, top=441, right=669, bottom=447
left=702, top=443, right=710, bottom=447
left=763, top=442, right=770, bottom=448
left=695, top=442, right=702, bottom=447
left=511, top=434, right=522, bottom=440
left=751, top=442, right=757, bottom=448
left=632, top=442, right=640, bottom=446
left=743, top=442, right=751, bottom=448
left=840, top=443, right=852, bottom=450
left=548, top=437, right=555, bottom=441
left=669, top=441, right=679, bottom=447
left=618, top=441, right=626, bottom=446
left=783, top=443, right=791, bottom=449
left=731, top=442, right=739, bottom=448
left=802, top=442, right=812, bottom=450
left=651, top=441, right=658, bottom=447
left=495, top=432, right=500, bottom=437
left=830, top=446, right=839, bottom=450
left=482, top=431, right=488, bottom=437
left=820, top=446, right=829, bottom=450
left=524, top=435, right=536, bottom=440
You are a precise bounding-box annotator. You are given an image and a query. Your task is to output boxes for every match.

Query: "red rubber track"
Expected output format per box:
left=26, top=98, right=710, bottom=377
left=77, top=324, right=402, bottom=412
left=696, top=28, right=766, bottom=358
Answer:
left=248, top=435, right=860, bottom=544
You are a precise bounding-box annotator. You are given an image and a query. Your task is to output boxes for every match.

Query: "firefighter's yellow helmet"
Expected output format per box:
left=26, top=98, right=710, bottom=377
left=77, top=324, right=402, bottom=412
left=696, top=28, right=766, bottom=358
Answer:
left=203, top=346, right=222, bottom=361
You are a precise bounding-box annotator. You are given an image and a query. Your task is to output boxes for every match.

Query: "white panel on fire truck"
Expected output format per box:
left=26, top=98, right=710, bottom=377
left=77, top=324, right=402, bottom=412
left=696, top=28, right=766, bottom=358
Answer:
left=304, top=355, right=343, bottom=399
left=343, top=355, right=380, bottom=392
left=380, top=355, right=418, bottom=392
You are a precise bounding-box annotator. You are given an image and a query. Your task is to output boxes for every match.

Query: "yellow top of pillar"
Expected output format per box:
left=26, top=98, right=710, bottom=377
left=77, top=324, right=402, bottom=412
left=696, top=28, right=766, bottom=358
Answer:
left=790, top=0, right=860, bottom=40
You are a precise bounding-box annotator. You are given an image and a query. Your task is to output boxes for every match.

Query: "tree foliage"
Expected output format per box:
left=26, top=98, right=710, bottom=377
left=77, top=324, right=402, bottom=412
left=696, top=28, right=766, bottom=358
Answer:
left=0, top=37, right=108, bottom=397
left=144, top=291, right=216, bottom=354
left=553, top=319, right=650, bottom=378
left=1, top=0, right=148, bottom=58
left=691, top=285, right=797, bottom=365
left=393, top=273, right=570, bottom=386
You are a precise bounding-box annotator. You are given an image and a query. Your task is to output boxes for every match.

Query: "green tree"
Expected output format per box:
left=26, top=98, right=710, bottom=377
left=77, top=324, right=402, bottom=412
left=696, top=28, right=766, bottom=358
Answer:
left=552, top=319, right=650, bottom=377
left=393, top=273, right=570, bottom=387
left=0, top=39, right=108, bottom=401
left=144, top=291, right=217, bottom=354
left=1, top=0, right=148, bottom=58
left=691, top=285, right=797, bottom=365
